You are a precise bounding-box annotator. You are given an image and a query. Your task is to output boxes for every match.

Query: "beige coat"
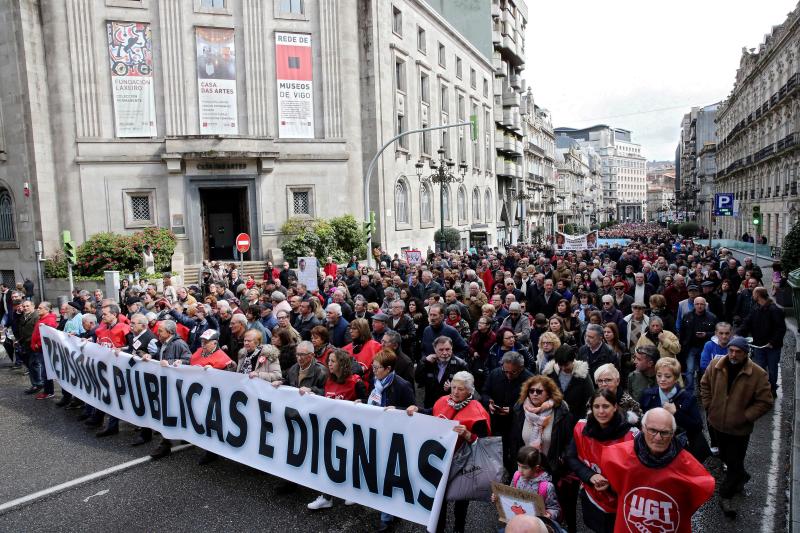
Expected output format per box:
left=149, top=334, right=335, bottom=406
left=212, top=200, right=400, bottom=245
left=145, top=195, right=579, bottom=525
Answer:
left=634, top=330, right=680, bottom=359
left=237, top=344, right=282, bottom=382
left=700, top=355, right=773, bottom=435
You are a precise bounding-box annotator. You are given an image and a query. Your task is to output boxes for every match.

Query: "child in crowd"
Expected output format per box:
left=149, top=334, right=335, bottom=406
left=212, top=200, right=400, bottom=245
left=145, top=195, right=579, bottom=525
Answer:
left=492, top=446, right=561, bottom=526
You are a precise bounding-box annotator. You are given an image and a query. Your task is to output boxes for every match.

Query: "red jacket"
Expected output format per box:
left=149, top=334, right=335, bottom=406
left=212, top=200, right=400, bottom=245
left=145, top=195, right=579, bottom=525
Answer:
left=572, top=420, right=637, bottom=513
left=323, top=263, right=338, bottom=278
left=95, top=321, right=131, bottom=349
left=344, top=339, right=382, bottom=383
left=190, top=348, right=233, bottom=369
left=432, top=395, right=492, bottom=444
left=31, top=312, right=58, bottom=351
left=601, top=440, right=715, bottom=533
left=324, top=374, right=362, bottom=400
left=150, top=321, right=190, bottom=342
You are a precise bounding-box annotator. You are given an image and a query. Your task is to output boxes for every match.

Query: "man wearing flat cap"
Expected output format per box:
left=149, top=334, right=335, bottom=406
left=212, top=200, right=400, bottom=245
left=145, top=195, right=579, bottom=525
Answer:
left=371, top=312, right=390, bottom=343
left=701, top=280, right=723, bottom=318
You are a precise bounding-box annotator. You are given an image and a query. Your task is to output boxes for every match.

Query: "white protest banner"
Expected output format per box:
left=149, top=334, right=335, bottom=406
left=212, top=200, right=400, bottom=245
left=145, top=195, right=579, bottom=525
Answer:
left=555, top=230, right=599, bottom=252
left=275, top=32, right=314, bottom=138
left=41, top=327, right=455, bottom=530
left=196, top=27, right=238, bottom=134
left=297, top=256, right=319, bottom=291
left=107, top=22, right=157, bottom=137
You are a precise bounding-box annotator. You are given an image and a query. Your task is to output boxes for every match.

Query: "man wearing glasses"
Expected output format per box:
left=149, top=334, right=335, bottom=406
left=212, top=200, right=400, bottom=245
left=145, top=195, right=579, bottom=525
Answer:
left=601, top=408, right=715, bottom=532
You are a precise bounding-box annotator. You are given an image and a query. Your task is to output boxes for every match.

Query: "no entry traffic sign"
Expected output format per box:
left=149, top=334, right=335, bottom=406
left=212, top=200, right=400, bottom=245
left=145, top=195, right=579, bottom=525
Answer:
left=236, top=233, right=251, bottom=253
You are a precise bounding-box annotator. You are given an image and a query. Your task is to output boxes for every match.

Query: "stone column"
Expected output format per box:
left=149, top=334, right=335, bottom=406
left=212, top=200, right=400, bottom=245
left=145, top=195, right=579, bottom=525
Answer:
left=158, top=0, right=189, bottom=136
left=319, top=0, right=343, bottom=138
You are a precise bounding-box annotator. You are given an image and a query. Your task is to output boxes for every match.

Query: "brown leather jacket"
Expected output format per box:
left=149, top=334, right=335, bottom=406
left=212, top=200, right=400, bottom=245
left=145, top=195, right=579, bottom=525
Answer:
left=700, top=355, right=773, bottom=435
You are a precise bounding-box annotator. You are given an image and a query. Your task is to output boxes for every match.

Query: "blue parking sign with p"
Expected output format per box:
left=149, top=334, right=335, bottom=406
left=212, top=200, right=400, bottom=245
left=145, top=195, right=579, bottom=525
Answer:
left=714, top=193, right=734, bottom=216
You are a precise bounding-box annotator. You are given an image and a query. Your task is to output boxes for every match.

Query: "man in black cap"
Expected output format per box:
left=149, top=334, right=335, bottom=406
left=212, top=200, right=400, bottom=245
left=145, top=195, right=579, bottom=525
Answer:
left=675, top=283, right=701, bottom=334
left=371, top=313, right=390, bottom=343
left=701, top=280, right=723, bottom=318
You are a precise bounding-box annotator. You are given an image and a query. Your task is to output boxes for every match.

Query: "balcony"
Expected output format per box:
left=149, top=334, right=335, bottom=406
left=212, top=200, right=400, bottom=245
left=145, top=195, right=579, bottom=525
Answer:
left=510, top=74, right=522, bottom=90
left=491, top=1, right=501, bottom=17
left=528, top=142, right=545, bottom=156
left=503, top=92, right=520, bottom=108
left=492, top=52, right=505, bottom=76
left=492, top=29, right=502, bottom=45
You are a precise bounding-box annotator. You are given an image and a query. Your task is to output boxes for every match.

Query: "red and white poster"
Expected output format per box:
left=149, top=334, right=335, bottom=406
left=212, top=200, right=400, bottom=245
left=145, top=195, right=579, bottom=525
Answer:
left=196, top=27, right=238, bottom=135
left=107, top=22, right=157, bottom=137
left=275, top=32, right=314, bottom=138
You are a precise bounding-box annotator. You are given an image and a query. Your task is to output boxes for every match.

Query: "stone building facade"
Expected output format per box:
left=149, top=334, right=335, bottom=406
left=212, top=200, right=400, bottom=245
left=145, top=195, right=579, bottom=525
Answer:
left=716, top=5, right=800, bottom=246
left=0, top=0, right=364, bottom=284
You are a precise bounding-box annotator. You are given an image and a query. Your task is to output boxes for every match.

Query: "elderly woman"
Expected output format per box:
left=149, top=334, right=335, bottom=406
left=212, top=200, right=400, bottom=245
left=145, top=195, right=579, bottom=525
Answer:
left=565, top=389, right=638, bottom=533
left=488, top=326, right=530, bottom=371
left=634, top=316, right=680, bottom=359
left=310, top=325, right=335, bottom=366
left=511, top=374, right=577, bottom=533
left=271, top=327, right=298, bottom=373
left=639, top=357, right=707, bottom=462
left=407, top=371, right=491, bottom=533
left=594, top=363, right=642, bottom=425
left=445, top=305, right=471, bottom=343
left=237, top=330, right=282, bottom=381
left=535, top=331, right=561, bottom=374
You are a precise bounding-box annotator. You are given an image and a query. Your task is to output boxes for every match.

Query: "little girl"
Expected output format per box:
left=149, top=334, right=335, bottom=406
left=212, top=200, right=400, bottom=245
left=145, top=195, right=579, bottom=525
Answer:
left=492, top=446, right=561, bottom=524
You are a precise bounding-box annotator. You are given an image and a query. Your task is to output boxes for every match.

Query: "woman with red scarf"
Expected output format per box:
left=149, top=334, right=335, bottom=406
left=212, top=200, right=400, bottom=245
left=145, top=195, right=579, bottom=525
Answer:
left=343, top=318, right=381, bottom=382
left=407, top=370, right=491, bottom=533
left=565, top=389, right=639, bottom=533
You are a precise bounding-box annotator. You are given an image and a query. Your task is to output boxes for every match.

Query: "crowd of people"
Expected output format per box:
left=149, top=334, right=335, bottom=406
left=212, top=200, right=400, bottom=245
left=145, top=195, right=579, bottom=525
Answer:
left=0, top=222, right=784, bottom=532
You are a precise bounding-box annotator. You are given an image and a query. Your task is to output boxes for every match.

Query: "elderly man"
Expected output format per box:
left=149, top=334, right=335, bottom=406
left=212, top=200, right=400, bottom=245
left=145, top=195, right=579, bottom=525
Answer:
left=675, top=283, right=700, bottom=333
left=371, top=313, right=390, bottom=343
left=701, top=336, right=773, bottom=516
left=678, top=296, right=717, bottom=391
left=463, top=282, right=488, bottom=325
left=271, top=291, right=291, bottom=316
left=499, top=302, right=531, bottom=349
left=415, top=336, right=468, bottom=408
left=387, top=300, right=415, bottom=357
left=612, top=281, right=634, bottom=316
left=629, top=272, right=655, bottom=308
left=325, top=303, right=351, bottom=348
left=622, top=302, right=649, bottom=353
left=481, top=351, right=533, bottom=473
left=601, top=408, right=715, bottom=532
left=578, top=323, right=619, bottom=385
left=736, top=286, right=786, bottom=396
left=331, top=289, right=353, bottom=321
left=421, top=303, right=468, bottom=360
left=227, top=314, right=248, bottom=358
left=379, top=330, right=414, bottom=384
left=599, top=294, right=625, bottom=334
left=534, top=278, right=562, bottom=318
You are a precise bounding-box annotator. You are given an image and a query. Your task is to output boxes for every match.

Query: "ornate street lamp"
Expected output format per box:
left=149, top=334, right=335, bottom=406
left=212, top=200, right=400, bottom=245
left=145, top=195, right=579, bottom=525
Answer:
left=510, top=187, right=534, bottom=243
left=416, top=147, right=467, bottom=253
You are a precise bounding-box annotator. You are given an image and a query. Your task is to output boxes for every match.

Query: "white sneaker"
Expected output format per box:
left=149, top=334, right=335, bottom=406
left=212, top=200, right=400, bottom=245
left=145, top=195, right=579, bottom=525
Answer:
left=307, top=495, right=333, bottom=510
left=344, top=500, right=356, bottom=506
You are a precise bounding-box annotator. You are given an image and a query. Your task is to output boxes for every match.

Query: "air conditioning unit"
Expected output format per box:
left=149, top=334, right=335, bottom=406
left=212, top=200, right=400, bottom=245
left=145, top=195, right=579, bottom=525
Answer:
left=396, top=93, right=405, bottom=116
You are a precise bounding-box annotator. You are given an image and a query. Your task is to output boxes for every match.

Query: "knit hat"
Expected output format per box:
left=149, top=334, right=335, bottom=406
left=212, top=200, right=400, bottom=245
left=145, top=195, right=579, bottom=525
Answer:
left=728, top=336, right=749, bottom=352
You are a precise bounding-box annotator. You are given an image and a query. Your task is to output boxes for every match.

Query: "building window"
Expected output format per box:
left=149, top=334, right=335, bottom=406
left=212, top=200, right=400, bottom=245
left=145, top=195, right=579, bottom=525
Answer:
left=456, top=57, right=462, bottom=79
left=278, top=0, right=303, bottom=14
left=472, top=103, right=480, bottom=168
left=123, top=189, right=156, bottom=228
left=395, top=59, right=407, bottom=92
left=440, top=83, right=449, bottom=114
left=484, top=189, right=492, bottom=221
left=396, top=179, right=410, bottom=224
left=457, top=186, right=467, bottom=223
left=392, top=5, right=403, bottom=36
left=483, top=77, right=489, bottom=98
left=438, top=42, right=446, bottom=67
left=417, top=26, right=426, bottom=53
left=0, top=189, right=15, bottom=242
left=441, top=130, right=450, bottom=159
left=472, top=188, right=481, bottom=221
left=420, top=182, right=433, bottom=223
left=0, top=270, right=14, bottom=287
left=292, top=190, right=310, bottom=215
left=201, top=0, right=225, bottom=7
left=470, top=68, right=476, bottom=89
left=442, top=185, right=451, bottom=222
left=420, top=111, right=431, bottom=155
left=419, top=72, right=430, bottom=103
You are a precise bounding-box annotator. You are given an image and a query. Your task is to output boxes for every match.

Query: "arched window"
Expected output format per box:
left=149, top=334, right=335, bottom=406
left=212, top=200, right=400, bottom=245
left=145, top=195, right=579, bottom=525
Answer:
left=0, top=188, right=15, bottom=242
left=485, top=189, right=493, bottom=222
left=457, top=186, right=467, bottom=223
left=442, top=185, right=451, bottom=223
left=472, top=188, right=481, bottom=222
left=420, top=181, right=433, bottom=223
left=395, top=179, right=409, bottom=224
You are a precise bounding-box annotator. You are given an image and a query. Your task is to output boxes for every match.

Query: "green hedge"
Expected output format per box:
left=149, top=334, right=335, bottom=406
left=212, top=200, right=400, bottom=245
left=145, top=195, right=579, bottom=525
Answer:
left=782, top=220, right=800, bottom=273
left=280, top=215, right=366, bottom=265
left=44, top=227, right=177, bottom=278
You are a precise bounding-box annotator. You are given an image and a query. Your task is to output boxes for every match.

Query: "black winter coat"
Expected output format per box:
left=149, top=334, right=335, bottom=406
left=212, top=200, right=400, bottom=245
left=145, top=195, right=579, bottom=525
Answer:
left=510, top=401, right=574, bottom=479
left=415, top=355, right=469, bottom=408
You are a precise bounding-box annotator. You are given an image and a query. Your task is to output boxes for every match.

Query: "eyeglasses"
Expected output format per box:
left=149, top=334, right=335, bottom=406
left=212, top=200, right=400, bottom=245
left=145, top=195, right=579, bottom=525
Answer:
left=528, top=388, right=545, bottom=395
left=596, top=378, right=615, bottom=385
left=644, top=426, right=674, bottom=439
left=296, top=352, right=313, bottom=356
left=371, top=364, right=384, bottom=371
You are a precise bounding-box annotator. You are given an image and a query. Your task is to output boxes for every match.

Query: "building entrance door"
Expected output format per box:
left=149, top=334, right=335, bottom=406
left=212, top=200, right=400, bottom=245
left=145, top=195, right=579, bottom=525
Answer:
left=200, top=187, right=249, bottom=260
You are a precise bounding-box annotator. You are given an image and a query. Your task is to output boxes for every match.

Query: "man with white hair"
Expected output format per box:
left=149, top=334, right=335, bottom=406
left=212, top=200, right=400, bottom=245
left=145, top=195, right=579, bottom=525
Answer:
left=271, top=291, right=291, bottom=316
left=325, top=303, right=351, bottom=348
left=601, top=408, right=715, bottom=532
left=463, top=282, right=488, bottom=325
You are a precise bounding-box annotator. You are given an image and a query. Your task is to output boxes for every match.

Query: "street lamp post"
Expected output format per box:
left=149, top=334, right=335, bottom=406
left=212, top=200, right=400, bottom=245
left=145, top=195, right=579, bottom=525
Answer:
left=416, top=147, right=467, bottom=254
left=511, top=187, right=534, bottom=244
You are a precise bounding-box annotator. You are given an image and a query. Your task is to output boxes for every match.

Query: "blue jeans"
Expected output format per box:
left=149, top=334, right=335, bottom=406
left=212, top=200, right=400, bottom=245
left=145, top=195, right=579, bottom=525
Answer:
left=380, top=512, right=394, bottom=524
left=684, top=346, right=702, bottom=392
left=28, top=350, right=44, bottom=388
left=752, top=346, right=781, bottom=392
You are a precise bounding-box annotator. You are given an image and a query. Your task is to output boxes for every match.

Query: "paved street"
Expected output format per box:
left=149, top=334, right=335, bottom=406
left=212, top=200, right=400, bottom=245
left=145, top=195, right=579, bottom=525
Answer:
left=0, top=333, right=794, bottom=533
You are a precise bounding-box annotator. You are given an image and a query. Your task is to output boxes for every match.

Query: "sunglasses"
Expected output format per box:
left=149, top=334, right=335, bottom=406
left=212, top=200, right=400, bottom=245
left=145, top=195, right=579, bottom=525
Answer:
left=528, top=388, right=545, bottom=395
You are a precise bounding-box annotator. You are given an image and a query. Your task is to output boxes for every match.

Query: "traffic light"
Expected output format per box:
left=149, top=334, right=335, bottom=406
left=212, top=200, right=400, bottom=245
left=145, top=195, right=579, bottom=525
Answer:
left=61, top=230, right=77, bottom=265
left=752, top=205, right=763, bottom=234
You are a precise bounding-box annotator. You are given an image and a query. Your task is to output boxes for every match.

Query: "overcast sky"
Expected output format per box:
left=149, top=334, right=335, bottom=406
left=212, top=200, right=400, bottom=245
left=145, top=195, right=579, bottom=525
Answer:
left=525, top=0, right=799, bottom=161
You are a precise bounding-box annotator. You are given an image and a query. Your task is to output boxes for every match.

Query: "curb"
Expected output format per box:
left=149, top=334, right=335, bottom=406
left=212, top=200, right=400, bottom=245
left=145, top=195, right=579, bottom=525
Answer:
left=788, top=318, right=800, bottom=533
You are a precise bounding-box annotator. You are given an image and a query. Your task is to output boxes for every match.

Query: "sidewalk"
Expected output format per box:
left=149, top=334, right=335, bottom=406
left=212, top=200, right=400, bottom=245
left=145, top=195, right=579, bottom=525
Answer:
left=786, top=317, right=800, bottom=533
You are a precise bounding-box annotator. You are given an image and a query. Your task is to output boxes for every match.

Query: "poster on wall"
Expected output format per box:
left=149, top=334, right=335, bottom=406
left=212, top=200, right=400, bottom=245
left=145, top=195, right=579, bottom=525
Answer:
left=196, top=27, right=238, bottom=134
left=297, top=256, right=319, bottom=291
left=555, top=230, right=599, bottom=252
left=403, top=250, right=423, bottom=266
left=107, top=21, right=157, bottom=137
left=275, top=32, right=314, bottom=138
